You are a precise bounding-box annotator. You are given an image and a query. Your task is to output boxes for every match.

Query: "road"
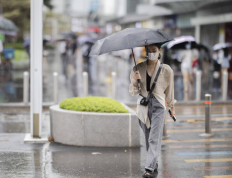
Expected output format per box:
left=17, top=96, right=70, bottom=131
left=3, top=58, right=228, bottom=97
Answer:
left=0, top=104, right=232, bottom=177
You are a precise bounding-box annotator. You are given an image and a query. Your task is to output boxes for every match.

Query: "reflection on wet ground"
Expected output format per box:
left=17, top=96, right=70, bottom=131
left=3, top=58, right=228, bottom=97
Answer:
left=0, top=109, right=50, bottom=134
left=0, top=105, right=232, bottom=177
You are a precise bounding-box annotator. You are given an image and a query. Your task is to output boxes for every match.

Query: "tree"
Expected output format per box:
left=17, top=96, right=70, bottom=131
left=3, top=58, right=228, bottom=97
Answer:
left=0, top=0, right=53, bottom=41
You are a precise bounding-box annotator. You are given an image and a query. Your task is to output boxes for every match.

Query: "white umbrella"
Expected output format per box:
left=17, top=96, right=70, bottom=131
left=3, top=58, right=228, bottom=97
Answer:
left=213, top=42, right=232, bottom=51
left=78, top=35, right=94, bottom=45
left=0, top=17, right=18, bottom=31
left=167, top=36, right=195, bottom=49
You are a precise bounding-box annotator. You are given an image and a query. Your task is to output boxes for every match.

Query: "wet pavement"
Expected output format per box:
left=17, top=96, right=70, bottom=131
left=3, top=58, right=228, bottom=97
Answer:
left=0, top=105, right=232, bottom=177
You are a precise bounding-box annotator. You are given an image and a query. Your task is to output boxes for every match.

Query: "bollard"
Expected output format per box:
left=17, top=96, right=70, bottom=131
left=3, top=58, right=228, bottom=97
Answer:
left=222, top=71, right=228, bottom=101
left=83, top=72, right=88, bottom=97
left=195, top=70, right=202, bottom=101
left=199, top=94, right=214, bottom=137
left=111, top=72, right=117, bottom=99
left=53, top=72, right=58, bottom=104
left=23, top=71, right=29, bottom=105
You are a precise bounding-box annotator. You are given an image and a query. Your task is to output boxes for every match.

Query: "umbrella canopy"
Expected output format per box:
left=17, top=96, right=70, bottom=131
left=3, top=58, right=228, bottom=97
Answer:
left=90, top=28, right=173, bottom=56
left=167, top=36, right=196, bottom=49
left=23, top=37, right=50, bottom=47
left=0, top=17, right=18, bottom=31
left=213, top=42, right=232, bottom=51
left=55, top=35, right=68, bottom=42
left=78, top=35, right=94, bottom=45
left=195, top=43, right=209, bottom=52
left=60, top=31, right=77, bottom=39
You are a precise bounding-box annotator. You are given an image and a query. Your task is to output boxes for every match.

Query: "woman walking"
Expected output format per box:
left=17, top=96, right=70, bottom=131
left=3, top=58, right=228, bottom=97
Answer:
left=129, top=43, right=177, bottom=177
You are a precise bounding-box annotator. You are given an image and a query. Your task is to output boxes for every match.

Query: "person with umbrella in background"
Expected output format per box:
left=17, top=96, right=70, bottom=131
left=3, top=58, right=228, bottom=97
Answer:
left=90, top=28, right=177, bottom=177
left=168, top=36, right=196, bottom=101
left=213, top=43, right=232, bottom=91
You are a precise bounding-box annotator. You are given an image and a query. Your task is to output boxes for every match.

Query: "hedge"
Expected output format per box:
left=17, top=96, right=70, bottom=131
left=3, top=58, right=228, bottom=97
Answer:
left=60, top=96, right=129, bottom=113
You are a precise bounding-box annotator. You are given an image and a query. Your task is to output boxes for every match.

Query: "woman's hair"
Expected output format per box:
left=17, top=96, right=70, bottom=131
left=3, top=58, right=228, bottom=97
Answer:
left=147, top=43, right=163, bottom=49
left=223, top=48, right=229, bottom=57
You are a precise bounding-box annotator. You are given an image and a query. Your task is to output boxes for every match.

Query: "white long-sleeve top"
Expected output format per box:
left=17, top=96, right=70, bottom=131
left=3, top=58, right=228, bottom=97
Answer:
left=129, top=59, right=177, bottom=129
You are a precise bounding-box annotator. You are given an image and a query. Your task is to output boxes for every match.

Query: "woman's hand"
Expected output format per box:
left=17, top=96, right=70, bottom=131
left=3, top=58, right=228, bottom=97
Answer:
left=169, top=106, right=176, bottom=117
left=133, top=71, right=141, bottom=86
left=134, top=71, right=141, bottom=80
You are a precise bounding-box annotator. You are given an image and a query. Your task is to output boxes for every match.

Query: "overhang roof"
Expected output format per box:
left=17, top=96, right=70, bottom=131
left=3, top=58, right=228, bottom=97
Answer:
left=155, top=0, right=231, bottom=14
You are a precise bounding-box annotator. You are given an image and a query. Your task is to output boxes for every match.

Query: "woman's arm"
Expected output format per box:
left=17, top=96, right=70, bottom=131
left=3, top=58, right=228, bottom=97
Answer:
left=164, top=69, right=177, bottom=116
left=129, top=68, right=141, bottom=96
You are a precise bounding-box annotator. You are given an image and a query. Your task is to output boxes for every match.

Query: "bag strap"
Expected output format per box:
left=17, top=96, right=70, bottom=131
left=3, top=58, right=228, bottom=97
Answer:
left=146, top=63, right=163, bottom=101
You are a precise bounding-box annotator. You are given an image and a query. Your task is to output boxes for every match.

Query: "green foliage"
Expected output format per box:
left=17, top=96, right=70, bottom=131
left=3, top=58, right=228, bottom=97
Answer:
left=14, top=49, right=28, bottom=61
left=46, top=44, right=55, bottom=50
left=0, top=0, right=53, bottom=40
left=4, top=43, right=24, bottom=50
left=60, top=97, right=129, bottom=113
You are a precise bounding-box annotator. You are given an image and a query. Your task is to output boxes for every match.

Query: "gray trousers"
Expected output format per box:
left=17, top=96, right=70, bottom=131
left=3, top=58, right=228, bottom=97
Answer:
left=138, top=94, right=165, bottom=171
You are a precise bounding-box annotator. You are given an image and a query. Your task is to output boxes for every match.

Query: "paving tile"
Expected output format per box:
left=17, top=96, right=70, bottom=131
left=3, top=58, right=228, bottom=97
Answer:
left=204, top=175, right=232, bottom=178
left=176, top=151, right=232, bottom=156
left=169, top=144, right=232, bottom=149
left=194, top=166, right=232, bottom=171
left=185, top=158, right=232, bottom=163
left=163, top=138, right=232, bottom=143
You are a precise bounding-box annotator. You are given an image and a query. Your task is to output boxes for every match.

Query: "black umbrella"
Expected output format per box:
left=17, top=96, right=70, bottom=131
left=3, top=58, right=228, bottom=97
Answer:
left=195, top=43, right=209, bottom=52
left=60, top=32, right=77, bottom=39
left=90, top=28, right=173, bottom=87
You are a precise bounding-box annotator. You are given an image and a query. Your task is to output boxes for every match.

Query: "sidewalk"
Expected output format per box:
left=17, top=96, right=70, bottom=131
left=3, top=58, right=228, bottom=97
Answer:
left=0, top=104, right=232, bottom=177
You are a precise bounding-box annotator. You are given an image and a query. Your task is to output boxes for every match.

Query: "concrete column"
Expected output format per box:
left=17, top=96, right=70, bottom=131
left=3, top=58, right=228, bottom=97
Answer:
left=30, top=0, right=43, bottom=138
left=83, top=72, right=88, bottom=97
left=53, top=72, right=58, bottom=104
left=222, top=71, right=228, bottom=101
left=195, top=70, right=202, bottom=101
left=23, top=71, right=29, bottom=105
left=111, top=72, right=117, bottom=99
left=195, top=25, right=200, bottom=43
left=219, top=24, right=225, bottom=43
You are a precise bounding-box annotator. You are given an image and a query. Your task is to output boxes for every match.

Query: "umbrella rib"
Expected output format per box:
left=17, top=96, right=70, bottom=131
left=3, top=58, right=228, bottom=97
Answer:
left=158, top=30, right=168, bottom=41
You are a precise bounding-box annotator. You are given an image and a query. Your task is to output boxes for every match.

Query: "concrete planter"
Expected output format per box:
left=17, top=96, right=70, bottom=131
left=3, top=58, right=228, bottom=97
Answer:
left=49, top=104, right=140, bottom=147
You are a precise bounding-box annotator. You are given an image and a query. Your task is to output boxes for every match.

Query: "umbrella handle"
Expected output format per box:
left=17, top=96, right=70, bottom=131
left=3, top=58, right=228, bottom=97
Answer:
left=137, top=79, right=141, bottom=89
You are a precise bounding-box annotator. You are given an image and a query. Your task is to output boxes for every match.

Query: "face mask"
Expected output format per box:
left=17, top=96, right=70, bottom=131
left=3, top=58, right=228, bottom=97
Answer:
left=148, top=52, right=159, bottom=60
left=185, top=44, right=191, bottom=49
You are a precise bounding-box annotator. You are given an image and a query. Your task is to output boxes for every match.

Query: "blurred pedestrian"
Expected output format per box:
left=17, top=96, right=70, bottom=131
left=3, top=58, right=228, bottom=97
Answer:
left=179, top=43, right=194, bottom=100
left=220, top=48, right=231, bottom=75
left=59, top=40, right=67, bottom=78
left=70, top=37, right=78, bottom=69
left=0, top=39, right=3, bottom=65
left=66, top=40, right=75, bottom=78
left=129, top=43, right=176, bottom=177
left=81, top=41, right=93, bottom=80
left=212, top=50, right=221, bottom=92
left=192, top=48, right=200, bottom=74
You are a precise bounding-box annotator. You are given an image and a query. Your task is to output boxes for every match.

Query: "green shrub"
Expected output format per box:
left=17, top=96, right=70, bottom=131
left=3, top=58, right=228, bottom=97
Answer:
left=60, top=97, right=129, bottom=113
left=5, top=43, right=24, bottom=50
left=14, top=49, right=28, bottom=61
